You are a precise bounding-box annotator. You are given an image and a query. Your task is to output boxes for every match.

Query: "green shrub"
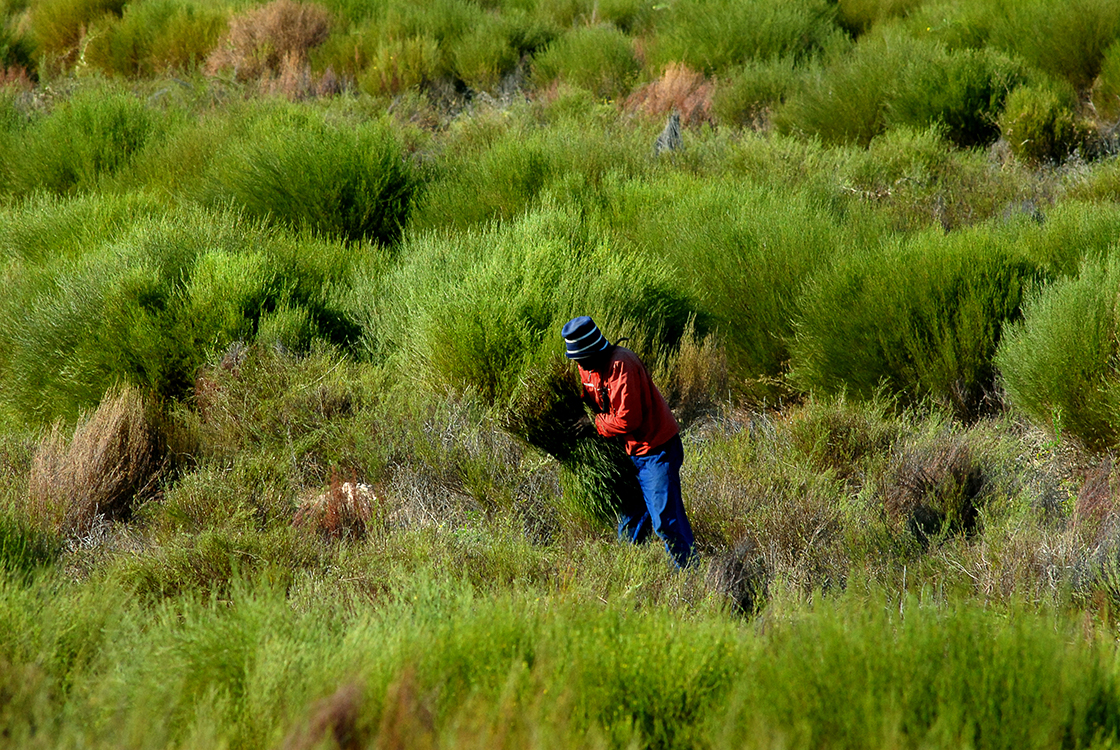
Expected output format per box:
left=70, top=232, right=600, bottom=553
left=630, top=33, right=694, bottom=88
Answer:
left=205, top=117, right=417, bottom=245
left=834, top=0, right=923, bottom=36
left=5, top=86, right=161, bottom=196
left=997, top=256, right=1120, bottom=451
left=986, top=0, right=1120, bottom=92
left=0, top=513, right=57, bottom=576
left=1092, top=40, right=1120, bottom=123
left=356, top=32, right=441, bottom=94
left=888, top=47, right=1025, bottom=148
left=606, top=175, right=852, bottom=399
left=775, top=29, right=907, bottom=146
left=85, top=0, right=226, bottom=76
left=0, top=205, right=365, bottom=422
left=646, top=0, right=838, bottom=74
left=380, top=206, right=697, bottom=404
left=711, top=56, right=798, bottom=127
left=0, top=11, right=34, bottom=73
left=790, top=226, right=1047, bottom=420
left=410, top=114, right=647, bottom=232
left=1014, top=201, right=1120, bottom=277
left=449, top=11, right=518, bottom=91
left=999, top=83, right=1092, bottom=166
left=531, top=23, right=637, bottom=100
left=27, top=0, right=125, bottom=68
left=0, top=190, right=163, bottom=265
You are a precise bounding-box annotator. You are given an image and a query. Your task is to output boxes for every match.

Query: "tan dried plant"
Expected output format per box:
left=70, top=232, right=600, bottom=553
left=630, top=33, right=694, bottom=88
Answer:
left=27, top=385, right=167, bottom=537
left=624, top=63, right=714, bottom=125
left=205, top=0, right=331, bottom=82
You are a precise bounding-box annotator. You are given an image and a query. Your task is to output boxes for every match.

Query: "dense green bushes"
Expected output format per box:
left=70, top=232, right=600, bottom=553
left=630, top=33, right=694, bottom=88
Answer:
left=997, top=256, right=1120, bottom=451
left=790, top=226, right=1045, bottom=420
left=645, top=0, right=839, bottom=74
left=608, top=175, right=855, bottom=398
left=205, top=115, right=418, bottom=244
left=1, top=86, right=161, bottom=196
left=380, top=207, right=696, bottom=404
left=0, top=203, right=366, bottom=421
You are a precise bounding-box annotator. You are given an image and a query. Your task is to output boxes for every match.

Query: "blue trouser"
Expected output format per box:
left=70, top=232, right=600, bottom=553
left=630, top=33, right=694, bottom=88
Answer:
left=617, top=434, right=695, bottom=568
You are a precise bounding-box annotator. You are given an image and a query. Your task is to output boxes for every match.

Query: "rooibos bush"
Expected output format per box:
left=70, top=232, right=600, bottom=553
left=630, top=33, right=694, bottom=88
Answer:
left=505, top=356, right=642, bottom=528
left=85, top=0, right=226, bottom=77
left=0, top=204, right=364, bottom=421
left=531, top=23, right=638, bottom=100
left=997, top=255, right=1120, bottom=451
left=608, top=174, right=849, bottom=400
left=999, top=83, right=1092, bottom=166
left=1092, top=41, right=1120, bottom=122
left=646, top=0, right=838, bottom=75
left=790, top=226, right=1046, bottom=420
left=382, top=207, right=696, bottom=405
left=888, top=47, right=1025, bottom=148
left=5, top=86, right=160, bottom=196
left=206, top=117, right=417, bottom=244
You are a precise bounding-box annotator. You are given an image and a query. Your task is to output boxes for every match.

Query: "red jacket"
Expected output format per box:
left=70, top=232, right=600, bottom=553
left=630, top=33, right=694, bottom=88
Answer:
left=577, top=346, right=679, bottom=456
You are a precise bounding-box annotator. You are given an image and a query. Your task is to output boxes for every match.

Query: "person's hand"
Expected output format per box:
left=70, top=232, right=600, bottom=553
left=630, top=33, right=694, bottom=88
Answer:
left=571, top=414, right=597, bottom=440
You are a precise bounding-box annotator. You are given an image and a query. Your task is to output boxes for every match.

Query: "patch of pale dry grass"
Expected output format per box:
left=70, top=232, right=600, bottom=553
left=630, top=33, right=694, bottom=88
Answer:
left=205, top=0, right=331, bottom=83
left=26, top=385, right=167, bottom=537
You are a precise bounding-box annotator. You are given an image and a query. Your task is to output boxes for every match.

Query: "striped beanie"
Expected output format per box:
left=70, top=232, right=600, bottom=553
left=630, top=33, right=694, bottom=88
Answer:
left=561, top=316, right=610, bottom=360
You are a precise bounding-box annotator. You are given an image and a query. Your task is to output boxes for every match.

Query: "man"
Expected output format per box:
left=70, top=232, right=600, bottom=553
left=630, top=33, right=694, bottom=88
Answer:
left=561, top=315, right=695, bottom=568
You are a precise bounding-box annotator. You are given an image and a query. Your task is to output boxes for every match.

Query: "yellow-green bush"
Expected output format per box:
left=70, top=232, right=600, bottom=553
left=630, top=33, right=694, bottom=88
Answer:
left=790, top=225, right=1046, bottom=420
left=999, top=83, right=1092, bottom=165
left=997, top=255, right=1120, bottom=451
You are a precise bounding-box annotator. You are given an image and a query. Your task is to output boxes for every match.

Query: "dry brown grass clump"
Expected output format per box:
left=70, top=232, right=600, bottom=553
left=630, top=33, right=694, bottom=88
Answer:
left=27, top=385, right=168, bottom=537
left=293, top=472, right=383, bottom=540
left=884, top=434, right=986, bottom=546
left=624, top=63, right=714, bottom=125
left=205, top=0, right=331, bottom=86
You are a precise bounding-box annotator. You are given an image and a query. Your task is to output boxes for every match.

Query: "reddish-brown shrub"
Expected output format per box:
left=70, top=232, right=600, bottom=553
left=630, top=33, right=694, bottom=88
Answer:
left=624, top=63, right=713, bottom=125
left=0, top=66, right=33, bottom=89
left=205, top=0, right=331, bottom=82
left=293, top=470, right=383, bottom=540
left=26, top=385, right=168, bottom=536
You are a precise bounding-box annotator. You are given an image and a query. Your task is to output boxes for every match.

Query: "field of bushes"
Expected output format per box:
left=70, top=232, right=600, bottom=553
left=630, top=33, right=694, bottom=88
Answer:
left=5, top=0, right=1120, bottom=747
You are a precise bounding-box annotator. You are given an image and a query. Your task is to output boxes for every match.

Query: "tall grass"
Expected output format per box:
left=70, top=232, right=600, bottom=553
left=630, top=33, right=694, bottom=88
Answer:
left=2, top=566, right=1119, bottom=748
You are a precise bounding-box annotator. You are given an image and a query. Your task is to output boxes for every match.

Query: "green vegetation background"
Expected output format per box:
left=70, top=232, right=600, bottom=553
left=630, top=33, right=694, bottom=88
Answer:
left=5, top=0, right=1120, bottom=746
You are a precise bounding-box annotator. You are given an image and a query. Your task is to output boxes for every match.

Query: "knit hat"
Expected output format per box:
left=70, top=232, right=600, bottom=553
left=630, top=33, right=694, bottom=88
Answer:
left=561, top=316, right=609, bottom=360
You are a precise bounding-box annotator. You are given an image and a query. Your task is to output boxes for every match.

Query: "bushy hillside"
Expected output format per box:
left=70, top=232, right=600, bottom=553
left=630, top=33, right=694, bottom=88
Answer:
left=4, top=0, right=1120, bottom=746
